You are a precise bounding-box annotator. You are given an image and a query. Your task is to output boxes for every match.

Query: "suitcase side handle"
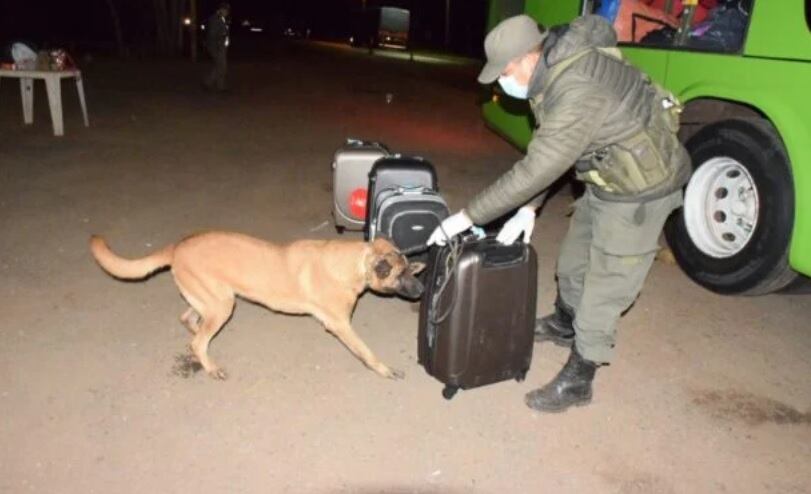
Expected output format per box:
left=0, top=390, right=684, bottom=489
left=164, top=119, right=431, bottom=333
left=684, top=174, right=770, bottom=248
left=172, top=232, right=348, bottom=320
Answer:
left=345, top=138, right=390, bottom=154
left=481, top=247, right=527, bottom=268
left=457, top=235, right=527, bottom=268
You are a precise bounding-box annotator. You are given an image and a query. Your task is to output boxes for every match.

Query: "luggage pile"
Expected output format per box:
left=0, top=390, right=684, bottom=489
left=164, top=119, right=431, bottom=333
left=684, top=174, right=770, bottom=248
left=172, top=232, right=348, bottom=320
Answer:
left=332, top=139, right=449, bottom=254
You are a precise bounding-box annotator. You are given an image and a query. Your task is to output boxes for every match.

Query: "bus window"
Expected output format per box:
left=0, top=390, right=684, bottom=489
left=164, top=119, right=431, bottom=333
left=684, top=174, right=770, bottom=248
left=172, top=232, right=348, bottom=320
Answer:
left=585, top=0, right=753, bottom=53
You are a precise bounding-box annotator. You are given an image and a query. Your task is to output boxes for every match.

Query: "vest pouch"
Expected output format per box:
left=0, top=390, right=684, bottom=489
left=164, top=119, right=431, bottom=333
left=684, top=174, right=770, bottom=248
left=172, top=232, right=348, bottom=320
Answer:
left=586, top=130, right=669, bottom=195
left=618, top=131, right=670, bottom=187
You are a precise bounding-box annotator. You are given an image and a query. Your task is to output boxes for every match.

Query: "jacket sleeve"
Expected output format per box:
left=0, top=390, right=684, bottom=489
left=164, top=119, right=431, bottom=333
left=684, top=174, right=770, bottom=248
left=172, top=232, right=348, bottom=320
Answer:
left=466, top=80, right=611, bottom=224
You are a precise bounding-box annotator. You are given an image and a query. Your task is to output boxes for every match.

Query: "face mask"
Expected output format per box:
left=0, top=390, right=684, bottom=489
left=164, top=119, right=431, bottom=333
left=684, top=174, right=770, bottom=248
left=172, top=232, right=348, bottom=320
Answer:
left=498, top=75, right=529, bottom=99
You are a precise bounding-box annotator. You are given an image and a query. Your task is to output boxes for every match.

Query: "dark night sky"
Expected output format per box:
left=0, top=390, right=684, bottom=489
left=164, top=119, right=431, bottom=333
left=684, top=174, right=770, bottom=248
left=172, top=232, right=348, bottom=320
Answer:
left=0, top=0, right=488, bottom=56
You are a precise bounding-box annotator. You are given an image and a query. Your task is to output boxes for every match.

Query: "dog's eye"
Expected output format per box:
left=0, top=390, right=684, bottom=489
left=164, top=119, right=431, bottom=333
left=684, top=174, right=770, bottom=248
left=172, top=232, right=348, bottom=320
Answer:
left=374, top=259, right=392, bottom=279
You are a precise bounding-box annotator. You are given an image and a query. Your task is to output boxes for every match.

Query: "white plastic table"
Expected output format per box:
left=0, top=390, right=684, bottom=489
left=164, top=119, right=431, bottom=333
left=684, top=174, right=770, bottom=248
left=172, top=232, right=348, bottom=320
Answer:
left=0, top=69, right=89, bottom=136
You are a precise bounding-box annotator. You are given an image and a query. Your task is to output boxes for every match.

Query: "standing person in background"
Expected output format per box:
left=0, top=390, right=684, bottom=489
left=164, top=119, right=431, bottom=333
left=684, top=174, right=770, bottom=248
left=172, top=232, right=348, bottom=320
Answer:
left=204, top=2, right=231, bottom=92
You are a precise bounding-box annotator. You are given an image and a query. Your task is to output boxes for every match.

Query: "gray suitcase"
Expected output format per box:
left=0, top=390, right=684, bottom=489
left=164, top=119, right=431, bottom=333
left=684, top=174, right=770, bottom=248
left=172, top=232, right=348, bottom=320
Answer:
left=332, top=139, right=389, bottom=232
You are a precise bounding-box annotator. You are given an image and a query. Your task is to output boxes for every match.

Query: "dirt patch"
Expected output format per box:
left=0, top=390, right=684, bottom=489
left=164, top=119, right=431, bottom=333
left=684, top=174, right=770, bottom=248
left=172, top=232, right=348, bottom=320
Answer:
left=691, top=389, right=811, bottom=426
left=171, top=353, right=203, bottom=378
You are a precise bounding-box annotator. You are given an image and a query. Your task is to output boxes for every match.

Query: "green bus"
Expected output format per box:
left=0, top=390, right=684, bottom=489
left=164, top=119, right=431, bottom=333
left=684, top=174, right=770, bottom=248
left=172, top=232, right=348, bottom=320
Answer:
left=482, top=0, right=811, bottom=295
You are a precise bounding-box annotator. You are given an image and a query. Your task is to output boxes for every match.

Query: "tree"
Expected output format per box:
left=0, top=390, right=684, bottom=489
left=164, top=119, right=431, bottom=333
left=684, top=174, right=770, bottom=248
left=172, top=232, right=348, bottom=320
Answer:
left=152, top=0, right=187, bottom=56
left=103, top=0, right=126, bottom=56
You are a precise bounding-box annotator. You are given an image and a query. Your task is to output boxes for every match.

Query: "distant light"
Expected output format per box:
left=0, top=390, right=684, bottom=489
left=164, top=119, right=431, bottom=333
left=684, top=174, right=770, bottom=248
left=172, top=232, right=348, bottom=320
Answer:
left=241, top=19, right=251, bottom=27
left=183, top=17, right=191, bottom=26
left=250, top=27, right=263, bottom=33
left=201, top=24, right=206, bottom=31
left=349, top=36, right=354, bottom=44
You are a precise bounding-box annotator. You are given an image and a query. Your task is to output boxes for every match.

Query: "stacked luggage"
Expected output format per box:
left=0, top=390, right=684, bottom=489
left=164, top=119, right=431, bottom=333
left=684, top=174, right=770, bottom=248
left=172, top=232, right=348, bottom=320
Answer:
left=332, top=139, right=449, bottom=253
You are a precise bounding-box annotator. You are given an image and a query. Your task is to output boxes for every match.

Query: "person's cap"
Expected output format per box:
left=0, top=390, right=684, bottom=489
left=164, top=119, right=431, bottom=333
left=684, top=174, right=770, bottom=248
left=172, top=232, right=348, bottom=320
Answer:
left=478, top=15, right=547, bottom=84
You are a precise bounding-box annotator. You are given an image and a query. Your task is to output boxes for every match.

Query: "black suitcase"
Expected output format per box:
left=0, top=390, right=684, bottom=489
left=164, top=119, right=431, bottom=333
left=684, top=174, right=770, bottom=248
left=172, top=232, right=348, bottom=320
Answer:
left=367, top=156, right=438, bottom=199
left=418, top=235, right=538, bottom=399
left=365, top=156, right=448, bottom=253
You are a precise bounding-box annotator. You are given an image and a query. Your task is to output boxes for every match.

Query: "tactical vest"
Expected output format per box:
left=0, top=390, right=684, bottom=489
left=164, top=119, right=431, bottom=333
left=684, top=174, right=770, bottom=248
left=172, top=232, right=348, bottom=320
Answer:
left=545, top=47, right=690, bottom=202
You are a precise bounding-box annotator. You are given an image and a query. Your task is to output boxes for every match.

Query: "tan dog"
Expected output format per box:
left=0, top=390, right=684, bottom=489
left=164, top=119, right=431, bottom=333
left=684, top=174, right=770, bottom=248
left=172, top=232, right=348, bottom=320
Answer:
left=89, top=232, right=425, bottom=380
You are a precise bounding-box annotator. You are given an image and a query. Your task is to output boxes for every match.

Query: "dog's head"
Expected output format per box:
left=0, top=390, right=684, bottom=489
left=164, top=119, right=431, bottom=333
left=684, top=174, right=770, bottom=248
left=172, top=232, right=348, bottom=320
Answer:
left=365, top=238, right=426, bottom=299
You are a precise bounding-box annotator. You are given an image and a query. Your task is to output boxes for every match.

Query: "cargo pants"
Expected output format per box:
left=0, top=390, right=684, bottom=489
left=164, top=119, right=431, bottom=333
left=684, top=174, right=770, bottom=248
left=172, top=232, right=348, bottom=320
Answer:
left=556, top=186, right=683, bottom=364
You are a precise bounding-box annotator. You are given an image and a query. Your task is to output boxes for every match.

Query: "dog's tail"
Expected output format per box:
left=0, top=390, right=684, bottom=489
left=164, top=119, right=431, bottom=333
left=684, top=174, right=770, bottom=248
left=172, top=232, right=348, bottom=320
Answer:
left=89, top=235, right=175, bottom=280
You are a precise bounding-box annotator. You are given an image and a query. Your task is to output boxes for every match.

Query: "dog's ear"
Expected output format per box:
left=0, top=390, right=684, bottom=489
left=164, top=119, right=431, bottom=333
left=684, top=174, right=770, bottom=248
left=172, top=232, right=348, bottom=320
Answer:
left=408, top=261, right=426, bottom=276
left=373, top=258, right=393, bottom=279
left=371, top=237, right=395, bottom=254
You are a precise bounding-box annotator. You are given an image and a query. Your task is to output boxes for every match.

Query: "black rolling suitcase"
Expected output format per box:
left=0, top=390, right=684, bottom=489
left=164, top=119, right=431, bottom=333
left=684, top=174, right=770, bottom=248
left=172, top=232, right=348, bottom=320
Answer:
left=366, top=156, right=449, bottom=254
left=418, top=235, right=538, bottom=399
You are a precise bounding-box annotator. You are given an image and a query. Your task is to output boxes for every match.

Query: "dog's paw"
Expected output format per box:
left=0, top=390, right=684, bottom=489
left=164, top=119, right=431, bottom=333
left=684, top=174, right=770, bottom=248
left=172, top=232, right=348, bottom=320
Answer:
left=383, top=367, right=405, bottom=380
left=208, top=368, right=229, bottom=381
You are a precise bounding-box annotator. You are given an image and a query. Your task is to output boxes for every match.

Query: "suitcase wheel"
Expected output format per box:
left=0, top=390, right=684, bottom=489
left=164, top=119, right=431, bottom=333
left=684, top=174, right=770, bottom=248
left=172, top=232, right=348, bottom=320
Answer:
left=442, top=385, right=459, bottom=400
left=335, top=225, right=346, bottom=234
left=515, top=368, right=529, bottom=382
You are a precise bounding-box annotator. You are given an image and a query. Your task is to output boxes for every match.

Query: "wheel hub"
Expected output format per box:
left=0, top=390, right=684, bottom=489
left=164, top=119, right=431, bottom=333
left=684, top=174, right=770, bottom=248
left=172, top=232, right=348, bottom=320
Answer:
left=683, top=157, right=759, bottom=258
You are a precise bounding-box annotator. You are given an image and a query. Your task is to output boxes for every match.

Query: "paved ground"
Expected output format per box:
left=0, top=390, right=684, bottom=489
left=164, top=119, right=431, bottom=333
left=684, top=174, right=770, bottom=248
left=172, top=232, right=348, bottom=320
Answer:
left=1, top=41, right=809, bottom=494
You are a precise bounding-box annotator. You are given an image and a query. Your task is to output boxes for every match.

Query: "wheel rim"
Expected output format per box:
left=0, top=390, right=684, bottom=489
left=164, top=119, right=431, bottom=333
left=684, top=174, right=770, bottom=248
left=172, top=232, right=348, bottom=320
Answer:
left=684, top=157, right=759, bottom=259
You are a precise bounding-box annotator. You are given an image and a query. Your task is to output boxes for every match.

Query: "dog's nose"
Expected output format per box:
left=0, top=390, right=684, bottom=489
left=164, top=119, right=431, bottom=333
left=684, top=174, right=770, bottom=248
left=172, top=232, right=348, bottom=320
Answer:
left=399, top=277, right=424, bottom=299
left=409, top=279, right=424, bottom=298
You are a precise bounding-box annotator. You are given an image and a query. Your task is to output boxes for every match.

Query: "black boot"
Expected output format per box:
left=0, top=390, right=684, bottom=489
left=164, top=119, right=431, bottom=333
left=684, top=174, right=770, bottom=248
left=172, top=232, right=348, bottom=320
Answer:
left=534, top=296, right=575, bottom=346
left=525, top=346, right=598, bottom=413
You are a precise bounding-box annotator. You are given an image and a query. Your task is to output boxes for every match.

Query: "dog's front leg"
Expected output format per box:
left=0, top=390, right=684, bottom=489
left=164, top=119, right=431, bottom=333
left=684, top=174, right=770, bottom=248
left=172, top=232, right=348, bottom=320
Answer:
left=321, top=315, right=404, bottom=380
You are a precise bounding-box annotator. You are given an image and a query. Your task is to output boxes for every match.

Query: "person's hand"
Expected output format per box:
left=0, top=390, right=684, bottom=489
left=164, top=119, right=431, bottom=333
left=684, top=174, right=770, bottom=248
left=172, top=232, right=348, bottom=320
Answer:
left=496, top=206, right=536, bottom=245
left=427, top=210, right=474, bottom=247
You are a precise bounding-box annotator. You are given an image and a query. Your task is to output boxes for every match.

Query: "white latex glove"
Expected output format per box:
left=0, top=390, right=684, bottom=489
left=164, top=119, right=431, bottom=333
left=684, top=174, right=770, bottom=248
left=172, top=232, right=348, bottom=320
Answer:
left=496, top=206, right=536, bottom=245
left=427, top=210, right=474, bottom=247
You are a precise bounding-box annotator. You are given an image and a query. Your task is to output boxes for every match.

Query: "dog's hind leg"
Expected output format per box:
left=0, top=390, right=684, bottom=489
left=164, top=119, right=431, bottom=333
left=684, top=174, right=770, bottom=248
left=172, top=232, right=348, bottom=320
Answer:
left=317, top=311, right=404, bottom=380
left=191, top=298, right=234, bottom=380
left=174, top=269, right=235, bottom=380
left=180, top=307, right=201, bottom=334
left=176, top=279, right=207, bottom=335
